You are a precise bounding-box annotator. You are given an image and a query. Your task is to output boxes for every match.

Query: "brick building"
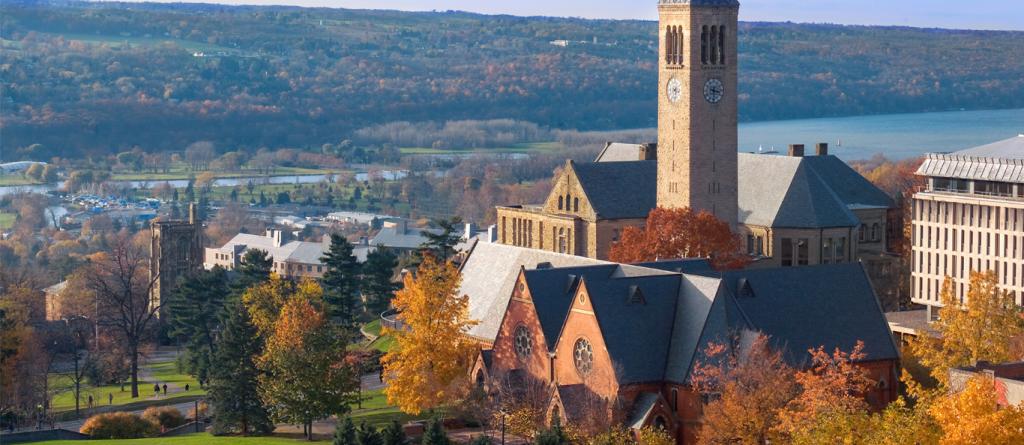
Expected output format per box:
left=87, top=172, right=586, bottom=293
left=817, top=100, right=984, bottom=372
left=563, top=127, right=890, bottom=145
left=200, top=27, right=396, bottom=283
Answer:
left=462, top=242, right=900, bottom=443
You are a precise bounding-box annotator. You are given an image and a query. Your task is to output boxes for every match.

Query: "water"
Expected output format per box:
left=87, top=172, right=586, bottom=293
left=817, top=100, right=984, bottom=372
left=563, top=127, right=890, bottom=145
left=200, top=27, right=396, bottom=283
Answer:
left=739, top=108, right=1024, bottom=161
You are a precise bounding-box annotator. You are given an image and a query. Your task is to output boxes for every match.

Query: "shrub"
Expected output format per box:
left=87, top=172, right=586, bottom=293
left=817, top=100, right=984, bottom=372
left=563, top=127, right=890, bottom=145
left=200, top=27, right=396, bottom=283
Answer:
left=142, top=406, right=186, bottom=430
left=381, top=420, right=407, bottom=445
left=80, top=412, right=159, bottom=439
left=188, top=400, right=209, bottom=420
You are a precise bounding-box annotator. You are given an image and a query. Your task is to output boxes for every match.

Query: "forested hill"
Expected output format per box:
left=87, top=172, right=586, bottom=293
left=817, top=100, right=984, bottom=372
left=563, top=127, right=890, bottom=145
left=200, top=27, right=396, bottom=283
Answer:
left=2, top=1, right=1023, bottom=158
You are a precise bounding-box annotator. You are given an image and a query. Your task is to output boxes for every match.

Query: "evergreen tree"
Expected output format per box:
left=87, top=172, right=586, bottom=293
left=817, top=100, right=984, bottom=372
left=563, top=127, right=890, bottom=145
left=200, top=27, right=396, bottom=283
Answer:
left=231, top=249, right=273, bottom=299
left=361, top=247, right=399, bottom=316
left=185, top=178, right=196, bottom=202
left=356, top=421, right=383, bottom=445
left=534, top=422, right=570, bottom=445
left=167, top=267, right=229, bottom=384
left=469, top=436, right=494, bottom=445
left=259, top=191, right=268, bottom=206
left=381, top=420, right=407, bottom=445
left=419, top=217, right=463, bottom=261
left=320, top=234, right=361, bottom=329
left=421, top=418, right=450, bottom=445
left=172, top=188, right=180, bottom=202
left=333, top=417, right=357, bottom=445
left=170, top=201, right=181, bottom=220
left=209, top=300, right=273, bottom=435
left=198, top=195, right=211, bottom=220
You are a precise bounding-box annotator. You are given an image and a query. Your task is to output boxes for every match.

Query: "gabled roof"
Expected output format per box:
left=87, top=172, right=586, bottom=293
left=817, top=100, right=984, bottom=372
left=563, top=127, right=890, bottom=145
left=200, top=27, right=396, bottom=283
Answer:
left=802, top=156, right=895, bottom=209
left=459, top=242, right=608, bottom=342
left=720, top=263, right=900, bottom=366
left=595, top=143, right=651, bottom=163
left=956, top=134, right=1024, bottom=160
left=917, top=135, right=1024, bottom=184
left=571, top=160, right=657, bottom=220
left=738, top=154, right=861, bottom=228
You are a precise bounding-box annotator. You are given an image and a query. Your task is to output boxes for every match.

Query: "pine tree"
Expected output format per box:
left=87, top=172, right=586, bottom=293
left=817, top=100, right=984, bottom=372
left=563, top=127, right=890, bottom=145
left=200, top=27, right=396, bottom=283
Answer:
left=208, top=300, right=273, bottom=435
left=167, top=266, right=229, bottom=384
left=320, top=234, right=361, bottom=329
left=362, top=247, right=399, bottom=316
left=231, top=249, right=273, bottom=299
left=381, top=420, right=407, bottom=445
left=333, top=417, right=357, bottom=445
left=356, top=421, right=383, bottom=445
left=421, top=418, right=450, bottom=445
left=419, top=217, right=463, bottom=261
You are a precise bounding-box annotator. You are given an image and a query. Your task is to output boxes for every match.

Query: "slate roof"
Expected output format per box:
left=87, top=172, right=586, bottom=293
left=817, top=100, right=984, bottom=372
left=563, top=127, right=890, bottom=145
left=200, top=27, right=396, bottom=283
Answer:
left=802, top=156, right=895, bottom=209
left=212, top=233, right=329, bottom=265
left=595, top=143, right=646, bottom=163
left=917, top=135, right=1024, bottom=184
left=459, top=242, right=608, bottom=342
left=720, top=263, right=900, bottom=366
left=571, top=160, right=657, bottom=220
left=738, top=154, right=862, bottom=228
left=523, top=265, right=621, bottom=351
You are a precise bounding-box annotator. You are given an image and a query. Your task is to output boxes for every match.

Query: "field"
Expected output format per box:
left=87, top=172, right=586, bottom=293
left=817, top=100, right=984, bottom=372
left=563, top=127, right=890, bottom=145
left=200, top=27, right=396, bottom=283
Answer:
left=49, top=360, right=203, bottom=413
left=399, top=142, right=563, bottom=155
left=110, top=164, right=335, bottom=181
left=0, top=212, right=15, bottom=229
left=33, top=433, right=329, bottom=445
left=360, top=319, right=395, bottom=353
left=0, top=174, right=40, bottom=186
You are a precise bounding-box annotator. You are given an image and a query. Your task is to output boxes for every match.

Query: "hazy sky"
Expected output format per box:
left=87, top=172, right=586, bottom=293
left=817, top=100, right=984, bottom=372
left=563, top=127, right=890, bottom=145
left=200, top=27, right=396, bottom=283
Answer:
left=123, top=0, right=1024, bottom=31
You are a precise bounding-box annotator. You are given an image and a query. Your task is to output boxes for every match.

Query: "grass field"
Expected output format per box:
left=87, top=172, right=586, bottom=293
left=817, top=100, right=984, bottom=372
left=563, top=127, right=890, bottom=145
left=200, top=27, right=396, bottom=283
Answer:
left=399, top=141, right=563, bottom=155
left=0, top=212, right=15, bottom=229
left=0, top=174, right=40, bottom=186
left=111, top=164, right=334, bottom=181
left=361, top=319, right=395, bottom=353
left=349, top=388, right=426, bottom=427
left=49, top=360, right=203, bottom=412
left=34, top=433, right=329, bottom=445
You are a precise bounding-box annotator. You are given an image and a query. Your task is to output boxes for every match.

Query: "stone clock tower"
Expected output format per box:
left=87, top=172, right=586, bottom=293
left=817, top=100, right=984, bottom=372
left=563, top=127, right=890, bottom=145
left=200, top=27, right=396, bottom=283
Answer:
left=656, top=0, right=738, bottom=227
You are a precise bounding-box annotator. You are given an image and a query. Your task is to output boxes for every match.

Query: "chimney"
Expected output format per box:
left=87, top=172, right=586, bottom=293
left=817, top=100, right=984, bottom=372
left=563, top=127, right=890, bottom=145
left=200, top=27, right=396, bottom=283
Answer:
left=266, top=228, right=287, bottom=247
left=486, top=224, right=498, bottom=243
left=463, top=222, right=477, bottom=241
left=640, top=143, right=658, bottom=161
left=788, top=144, right=805, bottom=157
left=188, top=203, right=198, bottom=224
left=816, top=142, right=829, bottom=156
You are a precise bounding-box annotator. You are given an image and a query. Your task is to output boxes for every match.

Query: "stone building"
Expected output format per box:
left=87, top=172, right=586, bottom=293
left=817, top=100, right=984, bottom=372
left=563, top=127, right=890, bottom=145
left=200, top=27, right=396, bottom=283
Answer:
left=911, top=134, right=1024, bottom=320
left=204, top=228, right=333, bottom=279
left=150, top=203, right=202, bottom=315
left=462, top=242, right=899, bottom=443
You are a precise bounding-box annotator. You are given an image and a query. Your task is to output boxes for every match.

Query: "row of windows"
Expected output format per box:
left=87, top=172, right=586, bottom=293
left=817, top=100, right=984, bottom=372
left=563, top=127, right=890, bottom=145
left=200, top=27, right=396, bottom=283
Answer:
left=272, top=261, right=322, bottom=274
left=769, top=237, right=848, bottom=266
left=915, top=200, right=1024, bottom=232
left=932, top=178, right=1022, bottom=198
left=914, top=275, right=1024, bottom=306
left=505, top=217, right=536, bottom=248
left=914, top=252, right=1023, bottom=289
left=858, top=223, right=882, bottom=243
left=914, top=224, right=1024, bottom=258
left=665, top=25, right=685, bottom=66
left=214, top=252, right=232, bottom=261
left=557, top=194, right=580, bottom=213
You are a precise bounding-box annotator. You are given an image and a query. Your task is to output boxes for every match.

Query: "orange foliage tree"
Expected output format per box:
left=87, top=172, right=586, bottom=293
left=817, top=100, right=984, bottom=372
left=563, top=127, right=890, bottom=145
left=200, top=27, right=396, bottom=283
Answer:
left=609, top=207, right=749, bottom=270
left=776, top=341, right=875, bottom=437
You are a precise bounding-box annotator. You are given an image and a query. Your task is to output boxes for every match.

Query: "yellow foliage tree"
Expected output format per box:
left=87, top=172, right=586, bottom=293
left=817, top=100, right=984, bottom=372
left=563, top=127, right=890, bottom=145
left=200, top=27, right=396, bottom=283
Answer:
left=242, top=275, right=324, bottom=337
left=381, top=255, right=477, bottom=415
left=930, top=376, right=1024, bottom=445
left=776, top=341, right=874, bottom=437
left=909, top=272, right=1024, bottom=387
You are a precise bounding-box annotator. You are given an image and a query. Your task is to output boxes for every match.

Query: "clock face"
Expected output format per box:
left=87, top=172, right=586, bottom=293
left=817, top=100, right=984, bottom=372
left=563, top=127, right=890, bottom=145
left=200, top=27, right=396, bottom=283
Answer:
left=703, top=78, right=724, bottom=104
left=666, top=78, right=683, bottom=103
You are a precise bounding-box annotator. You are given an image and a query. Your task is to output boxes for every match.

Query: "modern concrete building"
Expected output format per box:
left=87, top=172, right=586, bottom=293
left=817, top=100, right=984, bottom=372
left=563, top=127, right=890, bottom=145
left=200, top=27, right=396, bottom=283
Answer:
left=911, top=134, right=1024, bottom=319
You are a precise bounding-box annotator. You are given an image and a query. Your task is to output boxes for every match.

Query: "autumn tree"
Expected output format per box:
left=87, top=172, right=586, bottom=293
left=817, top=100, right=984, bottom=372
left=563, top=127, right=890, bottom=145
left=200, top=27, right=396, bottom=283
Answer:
left=690, top=334, right=798, bottom=445
left=908, top=272, right=1024, bottom=387
left=609, top=207, right=749, bottom=270
left=931, top=376, right=1024, bottom=445
left=382, top=255, right=477, bottom=415
left=82, top=234, right=159, bottom=398
left=776, top=341, right=875, bottom=438
left=257, top=280, right=358, bottom=440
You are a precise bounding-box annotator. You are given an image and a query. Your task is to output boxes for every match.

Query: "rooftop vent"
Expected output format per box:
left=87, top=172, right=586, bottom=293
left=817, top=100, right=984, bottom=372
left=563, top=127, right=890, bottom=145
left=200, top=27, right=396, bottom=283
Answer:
left=536, top=262, right=553, bottom=269
left=565, top=274, right=580, bottom=294
left=737, top=278, right=754, bottom=298
left=628, top=285, right=646, bottom=305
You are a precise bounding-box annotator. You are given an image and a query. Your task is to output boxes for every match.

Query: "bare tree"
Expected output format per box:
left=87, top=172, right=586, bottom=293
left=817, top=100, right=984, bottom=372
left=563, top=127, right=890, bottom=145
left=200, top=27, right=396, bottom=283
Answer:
left=83, top=234, right=160, bottom=398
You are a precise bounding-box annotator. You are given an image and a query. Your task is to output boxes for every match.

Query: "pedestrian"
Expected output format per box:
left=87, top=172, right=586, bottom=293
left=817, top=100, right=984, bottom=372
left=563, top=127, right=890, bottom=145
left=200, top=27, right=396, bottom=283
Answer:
left=154, top=383, right=160, bottom=396
left=162, top=384, right=167, bottom=395
left=87, top=394, right=93, bottom=409
left=108, top=393, right=113, bottom=405
left=184, top=383, right=190, bottom=392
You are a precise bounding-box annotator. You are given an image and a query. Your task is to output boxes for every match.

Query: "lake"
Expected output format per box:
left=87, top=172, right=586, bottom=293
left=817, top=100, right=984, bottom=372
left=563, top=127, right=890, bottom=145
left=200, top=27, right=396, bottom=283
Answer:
left=738, top=107, right=1024, bottom=161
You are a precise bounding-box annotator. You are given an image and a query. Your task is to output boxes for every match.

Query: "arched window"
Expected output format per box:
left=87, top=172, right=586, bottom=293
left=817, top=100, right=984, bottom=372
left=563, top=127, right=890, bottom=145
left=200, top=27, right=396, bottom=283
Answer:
left=700, top=26, right=708, bottom=64
left=859, top=225, right=866, bottom=242
left=671, top=388, right=679, bottom=411
left=558, top=196, right=563, bottom=210
left=665, top=27, right=673, bottom=64
left=475, top=370, right=485, bottom=390
left=718, top=25, right=726, bottom=64
left=653, top=415, right=668, bottom=431
left=677, top=27, right=684, bottom=64
left=573, top=197, right=579, bottom=212
left=558, top=228, right=567, bottom=254
left=710, top=26, right=719, bottom=65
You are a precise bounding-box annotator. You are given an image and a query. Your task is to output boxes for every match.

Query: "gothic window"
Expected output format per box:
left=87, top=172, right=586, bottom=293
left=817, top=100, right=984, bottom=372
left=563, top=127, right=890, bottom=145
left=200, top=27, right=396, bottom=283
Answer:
left=671, top=388, right=679, bottom=411
left=573, top=338, right=594, bottom=376
left=859, top=225, right=866, bottom=242
left=718, top=25, right=726, bottom=64
left=797, top=239, right=809, bottom=265
left=558, top=196, right=563, bottom=210
left=701, top=26, right=708, bottom=64
left=654, top=415, right=669, bottom=431
left=710, top=26, right=719, bottom=66
left=573, top=198, right=579, bottom=212
left=558, top=228, right=567, bottom=254
left=514, top=325, right=533, bottom=359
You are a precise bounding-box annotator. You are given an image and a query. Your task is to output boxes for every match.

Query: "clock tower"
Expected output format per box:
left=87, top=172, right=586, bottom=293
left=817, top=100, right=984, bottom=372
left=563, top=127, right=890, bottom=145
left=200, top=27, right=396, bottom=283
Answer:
left=656, top=0, right=738, bottom=227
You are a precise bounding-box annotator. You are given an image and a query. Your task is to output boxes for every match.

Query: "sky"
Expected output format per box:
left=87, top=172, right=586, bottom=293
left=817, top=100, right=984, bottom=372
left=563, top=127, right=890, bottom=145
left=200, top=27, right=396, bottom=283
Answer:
left=120, top=0, right=1024, bottom=31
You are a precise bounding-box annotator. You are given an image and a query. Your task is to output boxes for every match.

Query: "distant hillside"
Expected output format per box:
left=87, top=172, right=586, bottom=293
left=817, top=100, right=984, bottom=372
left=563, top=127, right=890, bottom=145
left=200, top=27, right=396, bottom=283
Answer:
left=2, top=0, right=1023, bottom=158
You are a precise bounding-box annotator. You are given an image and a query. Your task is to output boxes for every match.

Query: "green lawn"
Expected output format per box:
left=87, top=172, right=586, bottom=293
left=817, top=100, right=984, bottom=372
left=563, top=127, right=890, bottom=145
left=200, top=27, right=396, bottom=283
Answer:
left=49, top=361, right=203, bottom=412
left=0, top=174, right=39, bottom=186
left=0, top=212, right=15, bottom=229
left=34, top=433, right=328, bottom=445
left=349, top=388, right=427, bottom=427
left=362, top=319, right=383, bottom=337
left=111, top=164, right=335, bottom=181
left=399, top=141, right=564, bottom=155
left=368, top=335, right=395, bottom=353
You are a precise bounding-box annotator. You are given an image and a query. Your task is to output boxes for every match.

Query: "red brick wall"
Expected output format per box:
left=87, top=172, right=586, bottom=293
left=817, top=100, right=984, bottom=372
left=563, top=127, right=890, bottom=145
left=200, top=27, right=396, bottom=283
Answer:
left=491, top=272, right=554, bottom=385
left=552, top=281, right=619, bottom=398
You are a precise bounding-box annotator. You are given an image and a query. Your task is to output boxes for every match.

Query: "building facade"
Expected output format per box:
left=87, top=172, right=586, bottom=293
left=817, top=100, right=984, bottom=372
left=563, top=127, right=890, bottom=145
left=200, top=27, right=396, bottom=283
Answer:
left=204, top=229, right=331, bottom=279
left=911, top=135, right=1024, bottom=319
left=150, top=203, right=202, bottom=314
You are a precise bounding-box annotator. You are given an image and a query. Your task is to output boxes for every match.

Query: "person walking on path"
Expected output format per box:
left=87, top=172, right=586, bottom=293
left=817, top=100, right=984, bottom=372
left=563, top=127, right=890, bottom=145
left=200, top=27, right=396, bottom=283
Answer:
left=153, top=384, right=160, bottom=397
left=184, top=383, right=190, bottom=392
left=108, top=393, right=113, bottom=405
left=162, top=384, right=167, bottom=395
left=87, top=395, right=93, bottom=409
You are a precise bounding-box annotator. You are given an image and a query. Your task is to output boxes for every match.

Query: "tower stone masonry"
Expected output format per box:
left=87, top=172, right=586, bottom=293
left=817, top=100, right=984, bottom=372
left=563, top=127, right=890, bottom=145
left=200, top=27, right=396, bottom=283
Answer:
left=150, top=203, right=202, bottom=316
left=656, top=0, right=739, bottom=227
